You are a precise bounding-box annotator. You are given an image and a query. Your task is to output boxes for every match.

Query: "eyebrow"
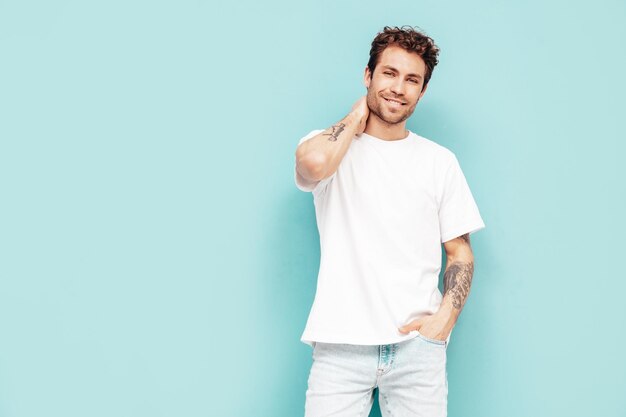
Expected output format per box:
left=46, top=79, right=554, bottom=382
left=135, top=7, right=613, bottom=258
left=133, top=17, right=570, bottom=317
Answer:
left=381, top=65, right=423, bottom=80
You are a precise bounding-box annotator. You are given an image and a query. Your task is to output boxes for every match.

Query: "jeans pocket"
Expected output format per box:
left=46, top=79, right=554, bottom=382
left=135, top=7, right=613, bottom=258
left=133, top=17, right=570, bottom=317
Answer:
left=416, top=331, right=447, bottom=346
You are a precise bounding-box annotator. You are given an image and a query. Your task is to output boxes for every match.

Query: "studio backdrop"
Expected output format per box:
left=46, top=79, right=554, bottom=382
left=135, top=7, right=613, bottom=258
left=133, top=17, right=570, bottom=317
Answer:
left=1, top=1, right=625, bottom=416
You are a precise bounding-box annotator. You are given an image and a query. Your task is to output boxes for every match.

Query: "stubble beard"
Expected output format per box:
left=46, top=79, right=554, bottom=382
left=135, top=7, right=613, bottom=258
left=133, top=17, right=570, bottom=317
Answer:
left=366, top=90, right=418, bottom=126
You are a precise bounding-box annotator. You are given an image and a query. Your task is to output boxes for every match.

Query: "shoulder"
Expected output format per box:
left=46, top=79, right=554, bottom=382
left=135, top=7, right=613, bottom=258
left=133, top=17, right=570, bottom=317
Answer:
left=410, top=132, right=458, bottom=165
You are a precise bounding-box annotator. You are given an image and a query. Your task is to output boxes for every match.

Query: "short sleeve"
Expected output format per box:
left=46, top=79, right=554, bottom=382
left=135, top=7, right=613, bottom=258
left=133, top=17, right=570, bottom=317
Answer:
left=437, top=154, right=486, bottom=243
left=294, top=129, right=335, bottom=193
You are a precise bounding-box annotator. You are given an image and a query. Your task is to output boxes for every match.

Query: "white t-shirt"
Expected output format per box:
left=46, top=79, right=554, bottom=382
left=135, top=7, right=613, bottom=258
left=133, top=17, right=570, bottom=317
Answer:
left=295, top=129, right=485, bottom=347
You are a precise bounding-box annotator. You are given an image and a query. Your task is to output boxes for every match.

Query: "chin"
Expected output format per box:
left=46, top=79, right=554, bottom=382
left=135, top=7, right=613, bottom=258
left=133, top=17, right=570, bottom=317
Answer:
left=381, top=112, right=409, bottom=125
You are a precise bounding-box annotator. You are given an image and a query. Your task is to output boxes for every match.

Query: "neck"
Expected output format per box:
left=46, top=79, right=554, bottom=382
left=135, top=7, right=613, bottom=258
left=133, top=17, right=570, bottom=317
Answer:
left=363, top=115, right=408, bottom=141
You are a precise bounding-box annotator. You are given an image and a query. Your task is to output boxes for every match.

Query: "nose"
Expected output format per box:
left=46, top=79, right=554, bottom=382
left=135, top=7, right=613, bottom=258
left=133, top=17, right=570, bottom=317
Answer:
left=390, top=77, right=406, bottom=96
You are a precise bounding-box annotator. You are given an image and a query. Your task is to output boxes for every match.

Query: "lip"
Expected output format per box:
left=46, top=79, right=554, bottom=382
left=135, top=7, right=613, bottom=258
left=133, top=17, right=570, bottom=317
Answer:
left=383, top=97, right=406, bottom=106
left=383, top=97, right=406, bottom=108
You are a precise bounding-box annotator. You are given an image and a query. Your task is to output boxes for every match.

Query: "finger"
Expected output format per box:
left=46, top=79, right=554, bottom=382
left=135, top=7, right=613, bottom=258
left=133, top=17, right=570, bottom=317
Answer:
left=398, top=319, right=422, bottom=334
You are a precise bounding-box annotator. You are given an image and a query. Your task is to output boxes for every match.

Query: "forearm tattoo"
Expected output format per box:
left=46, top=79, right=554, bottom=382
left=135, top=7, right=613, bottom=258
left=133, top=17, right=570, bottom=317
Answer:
left=443, top=261, right=475, bottom=310
left=322, top=123, right=346, bottom=142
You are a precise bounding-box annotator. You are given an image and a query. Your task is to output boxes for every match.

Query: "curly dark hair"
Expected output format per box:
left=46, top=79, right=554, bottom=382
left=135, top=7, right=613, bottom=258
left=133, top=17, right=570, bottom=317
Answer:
left=367, top=26, right=440, bottom=88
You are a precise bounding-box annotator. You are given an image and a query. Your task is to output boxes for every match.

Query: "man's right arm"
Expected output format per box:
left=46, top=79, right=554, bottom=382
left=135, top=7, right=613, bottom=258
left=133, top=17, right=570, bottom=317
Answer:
left=295, top=97, right=369, bottom=184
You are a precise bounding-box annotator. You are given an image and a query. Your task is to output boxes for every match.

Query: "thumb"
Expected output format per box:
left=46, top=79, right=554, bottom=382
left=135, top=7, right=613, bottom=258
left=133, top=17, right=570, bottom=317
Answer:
left=398, top=319, right=423, bottom=334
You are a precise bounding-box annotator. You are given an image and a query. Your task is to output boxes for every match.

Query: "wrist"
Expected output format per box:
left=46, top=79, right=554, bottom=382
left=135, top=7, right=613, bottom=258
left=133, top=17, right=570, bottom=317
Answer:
left=349, top=108, right=366, bottom=125
left=435, top=300, right=460, bottom=329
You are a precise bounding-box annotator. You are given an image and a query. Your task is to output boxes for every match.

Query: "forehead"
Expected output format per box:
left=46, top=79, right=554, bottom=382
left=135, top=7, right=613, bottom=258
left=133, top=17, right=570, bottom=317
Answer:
left=377, top=45, right=426, bottom=77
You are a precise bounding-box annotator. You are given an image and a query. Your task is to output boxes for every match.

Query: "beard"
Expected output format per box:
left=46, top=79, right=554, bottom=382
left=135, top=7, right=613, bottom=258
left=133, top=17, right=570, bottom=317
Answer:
left=366, top=90, right=418, bottom=126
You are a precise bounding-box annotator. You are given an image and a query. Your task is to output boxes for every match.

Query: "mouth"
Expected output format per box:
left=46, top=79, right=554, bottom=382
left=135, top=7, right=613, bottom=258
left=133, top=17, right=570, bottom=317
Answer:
left=383, top=97, right=406, bottom=107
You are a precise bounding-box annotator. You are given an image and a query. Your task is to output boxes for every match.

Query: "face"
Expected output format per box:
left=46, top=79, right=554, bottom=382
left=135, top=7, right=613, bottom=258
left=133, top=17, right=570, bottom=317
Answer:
left=364, top=46, right=428, bottom=125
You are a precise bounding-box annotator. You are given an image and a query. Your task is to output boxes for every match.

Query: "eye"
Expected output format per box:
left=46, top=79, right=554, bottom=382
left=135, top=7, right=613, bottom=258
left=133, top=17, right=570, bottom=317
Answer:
left=383, top=71, right=394, bottom=76
left=409, top=79, right=419, bottom=84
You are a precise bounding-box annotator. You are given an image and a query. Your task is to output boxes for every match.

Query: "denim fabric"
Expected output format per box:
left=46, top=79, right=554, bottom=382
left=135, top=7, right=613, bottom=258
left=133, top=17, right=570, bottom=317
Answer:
left=304, top=334, right=447, bottom=417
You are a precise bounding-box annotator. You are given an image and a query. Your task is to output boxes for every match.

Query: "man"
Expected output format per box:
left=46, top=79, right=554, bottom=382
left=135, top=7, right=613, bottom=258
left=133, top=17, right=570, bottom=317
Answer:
left=294, top=26, right=485, bottom=417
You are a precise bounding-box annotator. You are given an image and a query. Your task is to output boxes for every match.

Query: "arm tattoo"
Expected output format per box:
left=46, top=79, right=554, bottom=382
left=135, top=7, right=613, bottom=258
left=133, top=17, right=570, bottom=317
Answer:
left=443, top=261, right=474, bottom=310
left=322, top=123, right=346, bottom=142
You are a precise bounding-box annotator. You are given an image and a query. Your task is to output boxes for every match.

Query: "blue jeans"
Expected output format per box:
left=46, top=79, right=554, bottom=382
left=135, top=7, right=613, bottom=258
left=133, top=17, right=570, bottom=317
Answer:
left=304, top=334, right=448, bottom=417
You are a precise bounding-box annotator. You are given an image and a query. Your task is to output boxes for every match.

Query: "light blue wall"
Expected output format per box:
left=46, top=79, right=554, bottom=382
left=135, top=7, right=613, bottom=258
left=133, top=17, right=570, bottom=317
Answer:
left=1, top=1, right=625, bottom=416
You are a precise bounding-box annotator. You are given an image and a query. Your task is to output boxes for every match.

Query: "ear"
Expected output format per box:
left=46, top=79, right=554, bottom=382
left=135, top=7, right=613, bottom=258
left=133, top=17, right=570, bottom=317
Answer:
left=364, top=66, right=372, bottom=89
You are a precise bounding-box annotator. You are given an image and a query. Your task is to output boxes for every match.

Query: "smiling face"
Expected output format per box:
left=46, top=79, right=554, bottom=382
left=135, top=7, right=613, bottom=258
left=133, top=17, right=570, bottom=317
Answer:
left=364, top=45, right=428, bottom=126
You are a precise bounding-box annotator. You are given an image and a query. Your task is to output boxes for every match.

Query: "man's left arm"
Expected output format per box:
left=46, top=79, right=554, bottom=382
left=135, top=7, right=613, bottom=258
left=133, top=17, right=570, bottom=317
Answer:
left=398, top=233, right=474, bottom=340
